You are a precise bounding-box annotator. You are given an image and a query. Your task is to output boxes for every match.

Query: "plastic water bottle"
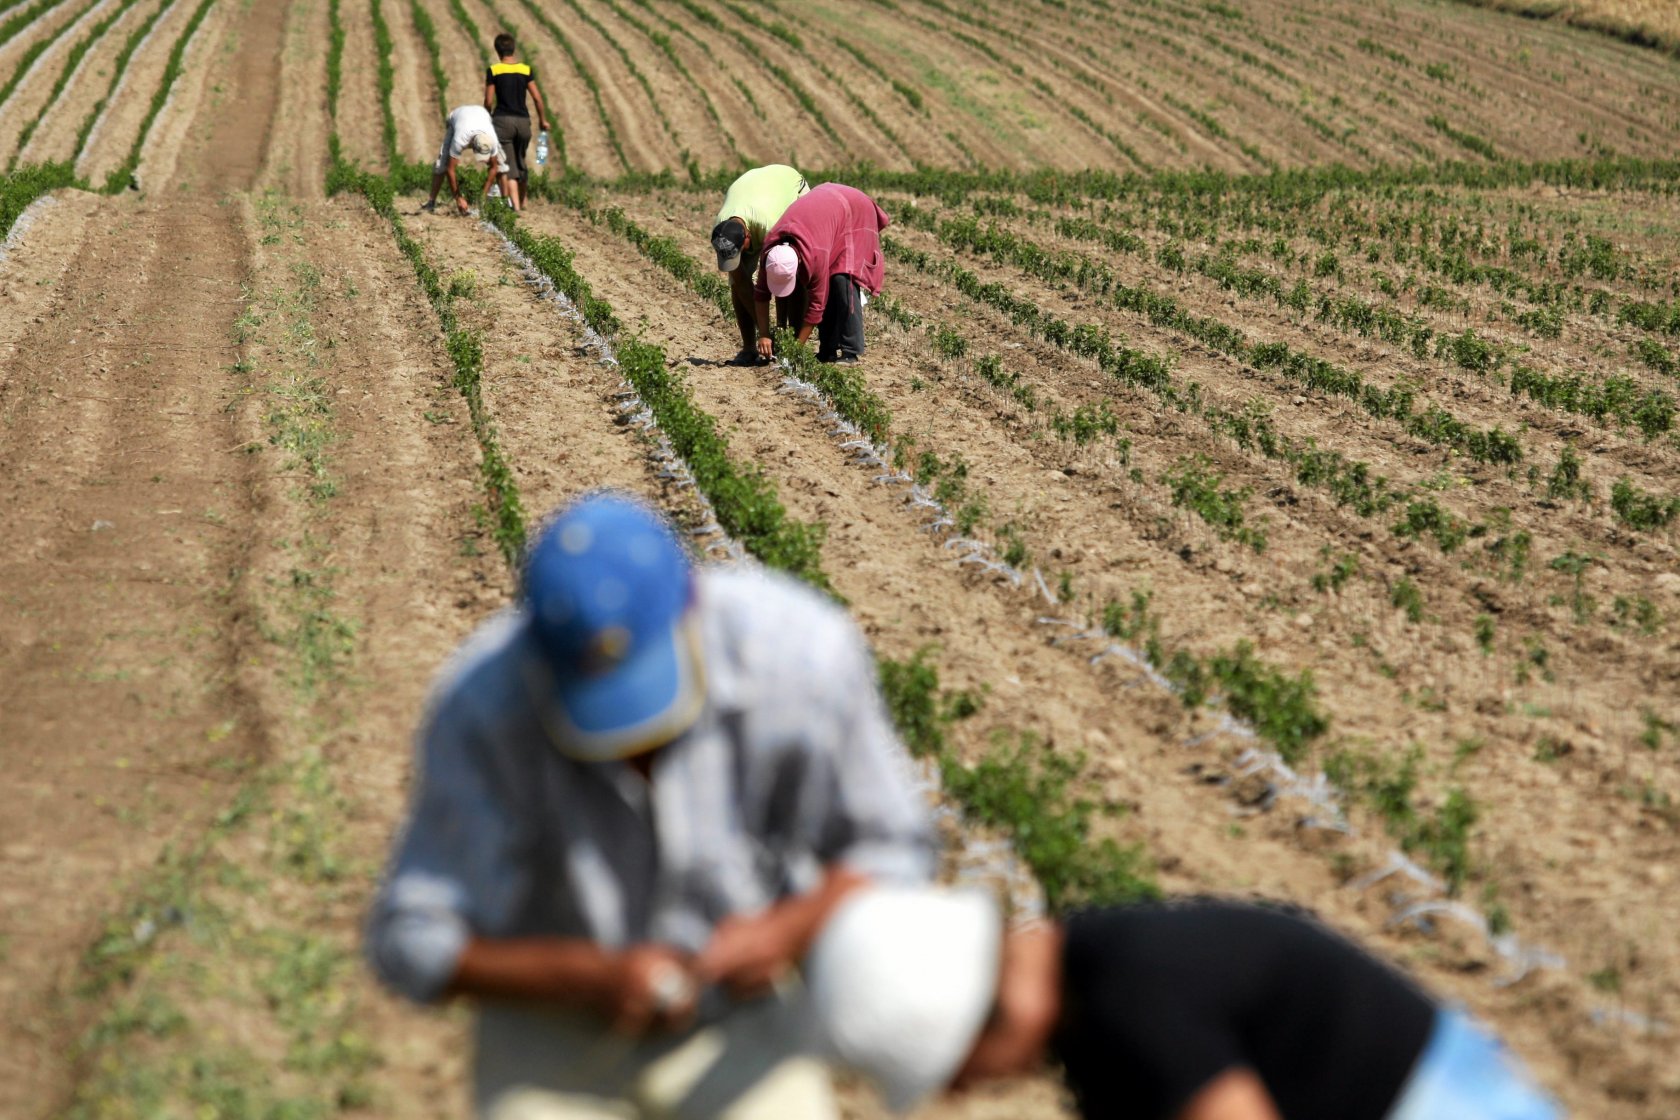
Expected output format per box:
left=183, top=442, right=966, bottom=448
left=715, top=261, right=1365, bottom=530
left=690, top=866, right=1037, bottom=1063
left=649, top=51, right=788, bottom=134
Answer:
left=536, top=130, right=549, bottom=168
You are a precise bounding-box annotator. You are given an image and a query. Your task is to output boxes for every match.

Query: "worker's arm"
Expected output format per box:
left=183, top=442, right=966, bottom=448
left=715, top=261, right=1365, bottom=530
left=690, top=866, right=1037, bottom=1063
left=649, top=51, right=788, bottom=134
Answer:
left=450, top=936, right=697, bottom=1034
left=484, top=79, right=496, bottom=113
left=480, top=156, right=500, bottom=199
left=529, top=79, right=550, bottom=132
left=1175, top=1069, right=1283, bottom=1120
left=446, top=156, right=468, bottom=213
left=795, top=323, right=814, bottom=344
left=755, top=299, right=773, bottom=358
left=696, top=865, right=867, bottom=997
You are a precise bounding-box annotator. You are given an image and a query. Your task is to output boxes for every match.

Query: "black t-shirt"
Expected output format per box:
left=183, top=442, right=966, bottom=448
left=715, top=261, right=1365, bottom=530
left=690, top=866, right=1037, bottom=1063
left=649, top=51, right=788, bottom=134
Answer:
left=1052, top=901, right=1435, bottom=1120
left=487, top=62, right=533, bottom=117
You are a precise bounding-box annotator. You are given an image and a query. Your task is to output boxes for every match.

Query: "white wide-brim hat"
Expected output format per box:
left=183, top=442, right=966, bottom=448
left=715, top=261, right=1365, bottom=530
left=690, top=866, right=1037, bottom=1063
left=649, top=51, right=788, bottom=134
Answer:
left=805, top=886, right=1002, bottom=1114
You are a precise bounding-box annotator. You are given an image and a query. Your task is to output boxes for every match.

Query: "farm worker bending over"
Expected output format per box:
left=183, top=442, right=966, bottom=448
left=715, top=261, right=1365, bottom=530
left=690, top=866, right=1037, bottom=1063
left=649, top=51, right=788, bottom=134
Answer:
left=754, top=182, right=890, bottom=365
left=484, top=33, right=551, bottom=212
left=711, top=164, right=809, bottom=365
left=423, top=104, right=505, bottom=215
left=366, top=491, right=936, bottom=1120
left=808, top=890, right=1564, bottom=1120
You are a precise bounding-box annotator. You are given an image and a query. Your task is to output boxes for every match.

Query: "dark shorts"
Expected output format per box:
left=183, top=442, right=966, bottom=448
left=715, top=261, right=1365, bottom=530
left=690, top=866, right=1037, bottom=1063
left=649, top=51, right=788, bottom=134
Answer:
left=816, top=274, right=866, bottom=361
left=493, top=114, right=533, bottom=181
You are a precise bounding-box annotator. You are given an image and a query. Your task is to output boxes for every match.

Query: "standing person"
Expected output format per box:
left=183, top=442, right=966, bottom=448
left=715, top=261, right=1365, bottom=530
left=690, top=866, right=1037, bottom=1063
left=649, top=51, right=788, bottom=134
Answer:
left=484, top=32, right=551, bottom=212
left=366, top=492, right=936, bottom=1120
left=424, top=104, right=505, bottom=215
left=808, top=889, right=1564, bottom=1120
left=753, top=182, right=890, bottom=366
left=711, top=164, right=809, bottom=366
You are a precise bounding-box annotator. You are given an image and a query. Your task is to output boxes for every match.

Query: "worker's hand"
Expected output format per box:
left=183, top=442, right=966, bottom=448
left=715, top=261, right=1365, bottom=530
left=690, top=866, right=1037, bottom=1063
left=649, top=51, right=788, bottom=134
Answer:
left=455, top=195, right=470, bottom=216
left=755, top=336, right=774, bottom=361
left=696, top=910, right=797, bottom=1000
left=605, top=945, right=698, bottom=1035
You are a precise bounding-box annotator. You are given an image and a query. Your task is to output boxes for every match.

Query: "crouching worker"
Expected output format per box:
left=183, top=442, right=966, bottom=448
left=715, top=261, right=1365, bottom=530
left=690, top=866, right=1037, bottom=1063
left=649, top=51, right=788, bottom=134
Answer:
left=754, top=183, right=889, bottom=365
left=366, top=492, right=936, bottom=1120
left=808, top=889, right=1564, bottom=1120
left=424, top=104, right=506, bottom=215
left=711, top=164, right=809, bottom=365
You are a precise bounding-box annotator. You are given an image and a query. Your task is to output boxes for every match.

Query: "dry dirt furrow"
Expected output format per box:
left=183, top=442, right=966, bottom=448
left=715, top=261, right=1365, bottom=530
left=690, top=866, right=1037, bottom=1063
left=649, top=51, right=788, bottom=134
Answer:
left=386, top=0, right=439, bottom=162
left=503, top=197, right=1663, bottom=1114
left=256, top=0, right=330, bottom=197
left=0, top=186, right=263, bottom=1120
left=332, top=0, right=388, bottom=172
left=424, top=0, right=485, bottom=110
left=538, top=0, right=668, bottom=172
left=572, top=0, right=717, bottom=166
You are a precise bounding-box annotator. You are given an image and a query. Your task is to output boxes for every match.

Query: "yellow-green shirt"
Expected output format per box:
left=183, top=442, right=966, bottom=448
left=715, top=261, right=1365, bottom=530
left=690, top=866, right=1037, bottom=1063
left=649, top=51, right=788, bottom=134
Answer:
left=716, top=164, right=809, bottom=248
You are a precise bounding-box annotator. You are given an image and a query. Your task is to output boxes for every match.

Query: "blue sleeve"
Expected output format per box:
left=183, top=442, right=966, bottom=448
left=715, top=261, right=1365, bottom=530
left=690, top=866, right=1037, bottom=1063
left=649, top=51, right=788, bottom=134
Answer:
left=365, top=697, right=531, bottom=1002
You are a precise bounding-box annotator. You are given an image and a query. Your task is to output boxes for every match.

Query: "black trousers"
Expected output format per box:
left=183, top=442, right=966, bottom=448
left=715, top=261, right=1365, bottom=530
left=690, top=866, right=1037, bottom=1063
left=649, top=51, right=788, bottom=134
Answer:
left=817, top=274, right=866, bottom=361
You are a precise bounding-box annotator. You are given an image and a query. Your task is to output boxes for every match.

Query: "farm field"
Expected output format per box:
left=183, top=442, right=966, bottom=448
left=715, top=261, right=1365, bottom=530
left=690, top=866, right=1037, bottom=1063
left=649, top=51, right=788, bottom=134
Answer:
left=1, top=1, right=1678, bottom=1118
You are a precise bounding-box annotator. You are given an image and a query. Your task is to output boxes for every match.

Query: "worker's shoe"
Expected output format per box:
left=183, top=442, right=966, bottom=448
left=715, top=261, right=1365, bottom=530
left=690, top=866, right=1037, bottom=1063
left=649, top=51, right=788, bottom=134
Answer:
left=420, top=199, right=438, bottom=213
left=818, top=352, right=860, bottom=365
left=725, top=348, right=763, bottom=367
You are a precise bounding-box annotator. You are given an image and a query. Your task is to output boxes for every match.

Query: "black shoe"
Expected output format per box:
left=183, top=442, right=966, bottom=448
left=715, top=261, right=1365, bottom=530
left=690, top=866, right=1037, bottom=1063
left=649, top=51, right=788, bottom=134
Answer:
left=726, top=349, right=762, bottom=367
left=819, top=352, right=860, bottom=365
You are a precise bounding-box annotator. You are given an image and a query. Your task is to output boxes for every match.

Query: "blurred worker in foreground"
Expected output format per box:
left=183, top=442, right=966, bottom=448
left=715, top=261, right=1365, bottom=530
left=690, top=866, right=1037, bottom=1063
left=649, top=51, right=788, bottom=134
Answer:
left=808, top=888, right=1564, bottom=1120
left=711, top=164, right=809, bottom=365
left=423, top=104, right=506, bottom=215
left=483, top=33, right=550, bottom=212
left=367, top=492, right=934, bottom=1119
left=754, top=182, right=890, bottom=365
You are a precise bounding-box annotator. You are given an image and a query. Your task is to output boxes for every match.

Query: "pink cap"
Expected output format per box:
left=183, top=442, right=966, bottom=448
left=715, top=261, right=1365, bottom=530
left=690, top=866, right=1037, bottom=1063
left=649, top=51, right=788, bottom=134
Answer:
left=765, top=244, right=799, bottom=298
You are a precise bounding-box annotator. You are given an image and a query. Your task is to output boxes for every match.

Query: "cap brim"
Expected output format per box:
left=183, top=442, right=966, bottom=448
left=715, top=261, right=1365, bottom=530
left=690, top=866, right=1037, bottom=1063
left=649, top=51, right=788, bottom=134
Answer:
left=715, top=249, right=742, bottom=272
left=529, top=617, right=705, bottom=760
left=768, top=275, right=798, bottom=298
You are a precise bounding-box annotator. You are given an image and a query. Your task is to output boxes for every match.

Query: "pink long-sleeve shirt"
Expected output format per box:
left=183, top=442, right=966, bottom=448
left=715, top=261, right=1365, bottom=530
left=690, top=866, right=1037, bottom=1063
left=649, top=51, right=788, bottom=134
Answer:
left=754, top=183, right=891, bottom=327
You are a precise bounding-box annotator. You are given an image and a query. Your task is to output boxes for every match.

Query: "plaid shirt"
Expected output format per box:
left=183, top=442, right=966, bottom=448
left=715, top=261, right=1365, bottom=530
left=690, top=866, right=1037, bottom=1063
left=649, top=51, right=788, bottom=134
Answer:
left=367, top=567, right=935, bottom=1002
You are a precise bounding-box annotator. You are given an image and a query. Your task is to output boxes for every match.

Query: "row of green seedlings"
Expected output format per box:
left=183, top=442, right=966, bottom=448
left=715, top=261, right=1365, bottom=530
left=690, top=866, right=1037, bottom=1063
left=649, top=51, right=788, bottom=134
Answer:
left=69, top=0, right=181, bottom=166
left=3, top=0, right=139, bottom=171
left=539, top=183, right=1341, bottom=770
left=478, top=198, right=832, bottom=588
left=0, top=0, right=205, bottom=228
left=1012, top=199, right=1680, bottom=439
left=902, top=211, right=1680, bottom=534
left=327, top=166, right=527, bottom=563
left=1103, top=189, right=1680, bottom=402
left=367, top=0, right=428, bottom=188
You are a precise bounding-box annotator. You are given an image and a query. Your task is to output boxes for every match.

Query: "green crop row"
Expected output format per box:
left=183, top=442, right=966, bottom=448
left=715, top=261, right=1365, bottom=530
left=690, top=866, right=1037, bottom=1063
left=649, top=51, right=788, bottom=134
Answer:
left=480, top=200, right=832, bottom=590
left=331, top=169, right=526, bottom=563
left=878, top=646, right=1157, bottom=912
left=70, top=0, right=176, bottom=163
left=101, top=0, right=215, bottom=195
left=0, top=159, right=74, bottom=237
left=8, top=0, right=142, bottom=172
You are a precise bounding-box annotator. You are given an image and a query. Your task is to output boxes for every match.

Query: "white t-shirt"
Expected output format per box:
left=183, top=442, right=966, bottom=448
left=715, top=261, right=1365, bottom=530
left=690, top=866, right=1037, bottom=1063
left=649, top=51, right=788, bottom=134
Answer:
left=441, top=105, right=504, bottom=164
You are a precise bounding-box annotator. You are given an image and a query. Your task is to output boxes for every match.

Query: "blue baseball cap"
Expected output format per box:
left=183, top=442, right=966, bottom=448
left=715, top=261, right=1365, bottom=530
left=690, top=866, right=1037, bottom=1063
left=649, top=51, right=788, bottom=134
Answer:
left=521, top=493, right=704, bottom=761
